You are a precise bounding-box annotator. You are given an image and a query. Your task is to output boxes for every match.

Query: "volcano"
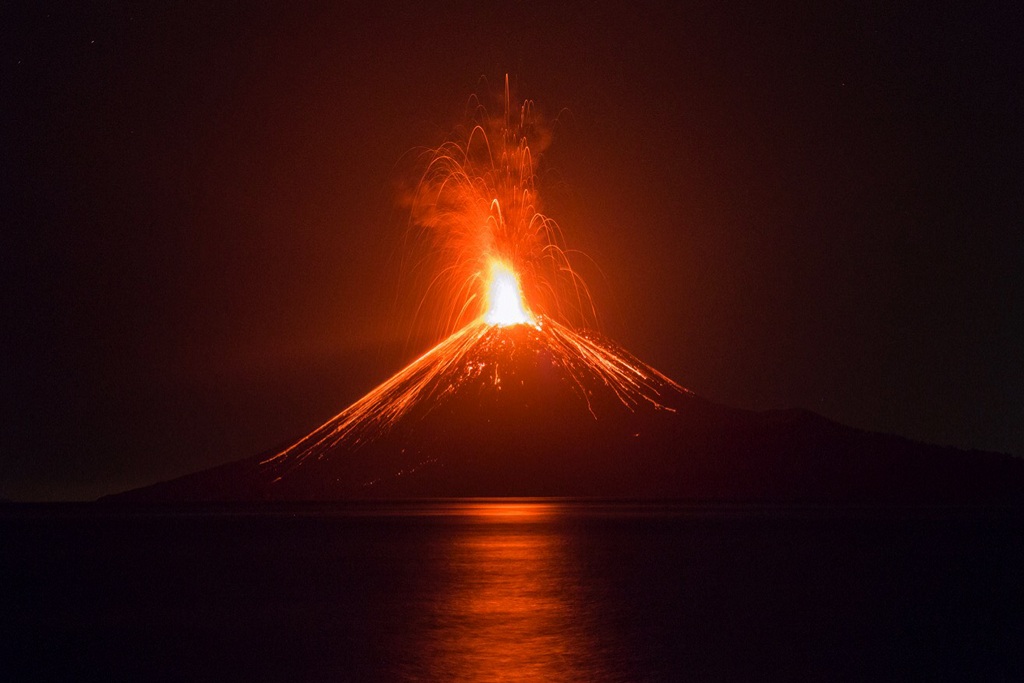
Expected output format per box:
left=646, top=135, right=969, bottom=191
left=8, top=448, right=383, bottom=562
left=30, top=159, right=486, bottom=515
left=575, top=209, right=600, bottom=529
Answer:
left=106, top=82, right=1024, bottom=505
left=107, top=320, right=1024, bottom=504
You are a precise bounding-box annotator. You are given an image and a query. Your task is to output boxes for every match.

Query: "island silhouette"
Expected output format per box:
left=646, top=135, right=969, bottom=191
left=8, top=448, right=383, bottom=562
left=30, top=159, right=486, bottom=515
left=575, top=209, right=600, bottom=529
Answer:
left=105, top=323, right=1024, bottom=504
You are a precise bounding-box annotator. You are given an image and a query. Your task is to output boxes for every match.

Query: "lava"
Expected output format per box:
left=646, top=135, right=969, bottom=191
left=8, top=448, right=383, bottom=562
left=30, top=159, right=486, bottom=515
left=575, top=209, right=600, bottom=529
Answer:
left=261, top=316, right=685, bottom=477
left=402, top=75, right=593, bottom=337
left=484, top=260, right=534, bottom=327
left=261, top=77, right=687, bottom=479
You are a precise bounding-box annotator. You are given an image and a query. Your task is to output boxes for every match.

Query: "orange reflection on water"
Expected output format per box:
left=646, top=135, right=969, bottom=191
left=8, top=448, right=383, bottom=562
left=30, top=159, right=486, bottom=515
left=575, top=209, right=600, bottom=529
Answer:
left=413, top=501, right=607, bottom=681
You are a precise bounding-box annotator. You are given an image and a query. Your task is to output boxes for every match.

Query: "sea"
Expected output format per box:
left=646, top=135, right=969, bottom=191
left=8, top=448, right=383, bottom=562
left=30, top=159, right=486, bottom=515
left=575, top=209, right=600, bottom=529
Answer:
left=2, top=500, right=1021, bottom=681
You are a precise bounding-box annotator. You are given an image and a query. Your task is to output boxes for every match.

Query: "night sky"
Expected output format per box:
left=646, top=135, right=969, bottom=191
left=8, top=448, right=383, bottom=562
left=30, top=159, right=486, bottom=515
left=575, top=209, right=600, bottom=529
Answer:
left=4, top=2, right=1022, bottom=500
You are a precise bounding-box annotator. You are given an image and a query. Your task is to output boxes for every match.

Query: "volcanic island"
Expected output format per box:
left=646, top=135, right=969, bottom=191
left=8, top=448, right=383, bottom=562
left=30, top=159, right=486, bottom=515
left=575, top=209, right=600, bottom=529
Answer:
left=106, top=83, right=1024, bottom=505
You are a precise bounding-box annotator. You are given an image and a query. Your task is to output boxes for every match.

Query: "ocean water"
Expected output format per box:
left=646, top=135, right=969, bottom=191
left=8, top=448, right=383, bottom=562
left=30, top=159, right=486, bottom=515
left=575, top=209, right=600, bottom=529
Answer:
left=2, top=501, right=1021, bottom=681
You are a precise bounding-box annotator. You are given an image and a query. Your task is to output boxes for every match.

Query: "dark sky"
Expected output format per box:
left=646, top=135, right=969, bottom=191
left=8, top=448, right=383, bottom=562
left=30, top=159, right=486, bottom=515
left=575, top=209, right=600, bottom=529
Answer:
left=3, top=1, right=1023, bottom=500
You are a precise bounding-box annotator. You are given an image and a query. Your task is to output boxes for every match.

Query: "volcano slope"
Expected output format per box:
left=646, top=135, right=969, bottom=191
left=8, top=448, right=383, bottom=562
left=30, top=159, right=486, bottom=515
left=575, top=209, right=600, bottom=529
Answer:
left=107, top=322, right=1024, bottom=504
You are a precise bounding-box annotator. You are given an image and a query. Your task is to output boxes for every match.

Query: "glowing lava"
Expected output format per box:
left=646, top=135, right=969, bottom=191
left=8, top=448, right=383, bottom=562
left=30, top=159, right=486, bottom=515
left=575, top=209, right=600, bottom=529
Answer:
left=484, top=260, right=534, bottom=327
left=400, top=75, right=594, bottom=337
left=261, top=316, right=686, bottom=478
left=260, top=77, right=690, bottom=481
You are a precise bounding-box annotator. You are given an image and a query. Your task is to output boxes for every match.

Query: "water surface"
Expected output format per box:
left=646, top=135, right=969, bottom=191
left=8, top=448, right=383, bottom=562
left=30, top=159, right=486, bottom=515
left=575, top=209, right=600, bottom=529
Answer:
left=2, top=501, right=1021, bottom=680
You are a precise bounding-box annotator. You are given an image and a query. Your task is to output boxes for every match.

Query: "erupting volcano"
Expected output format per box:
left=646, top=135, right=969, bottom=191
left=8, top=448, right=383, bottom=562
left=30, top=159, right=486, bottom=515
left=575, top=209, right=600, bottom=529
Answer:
left=109, top=79, right=1024, bottom=504
left=247, top=79, right=696, bottom=495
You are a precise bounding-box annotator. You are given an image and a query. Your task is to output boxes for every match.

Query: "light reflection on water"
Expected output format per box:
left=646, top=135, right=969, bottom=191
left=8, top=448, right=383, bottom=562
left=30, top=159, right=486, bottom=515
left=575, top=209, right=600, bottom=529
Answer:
left=400, top=501, right=619, bottom=682
left=3, top=500, right=1018, bottom=679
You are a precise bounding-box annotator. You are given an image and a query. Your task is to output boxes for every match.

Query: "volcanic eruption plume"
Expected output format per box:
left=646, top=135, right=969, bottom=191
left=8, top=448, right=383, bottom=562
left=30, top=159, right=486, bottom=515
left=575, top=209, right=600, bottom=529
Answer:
left=260, top=77, right=689, bottom=484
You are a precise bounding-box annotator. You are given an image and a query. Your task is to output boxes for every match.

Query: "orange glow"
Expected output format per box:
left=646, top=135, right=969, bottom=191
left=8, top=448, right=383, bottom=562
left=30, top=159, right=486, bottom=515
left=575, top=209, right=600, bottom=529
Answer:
left=407, top=502, right=608, bottom=680
left=459, top=500, right=553, bottom=519
left=483, top=260, right=534, bottom=327
left=261, top=316, right=686, bottom=475
left=402, top=75, right=595, bottom=337
left=260, top=78, right=690, bottom=478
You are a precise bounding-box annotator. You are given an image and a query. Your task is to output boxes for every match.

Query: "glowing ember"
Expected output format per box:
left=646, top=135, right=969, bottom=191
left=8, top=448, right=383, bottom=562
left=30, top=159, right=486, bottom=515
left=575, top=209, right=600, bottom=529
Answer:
left=261, top=316, right=686, bottom=476
left=260, top=77, right=690, bottom=479
left=484, top=260, right=534, bottom=327
left=402, top=75, right=594, bottom=337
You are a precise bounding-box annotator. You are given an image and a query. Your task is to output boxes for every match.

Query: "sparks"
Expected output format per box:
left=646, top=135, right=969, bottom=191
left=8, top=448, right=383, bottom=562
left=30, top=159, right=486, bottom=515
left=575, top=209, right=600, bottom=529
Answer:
left=261, top=316, right=685, bottom=472
left=401, top=75, right=595, bottom=338
left=261, top=77, right=690, bottom=479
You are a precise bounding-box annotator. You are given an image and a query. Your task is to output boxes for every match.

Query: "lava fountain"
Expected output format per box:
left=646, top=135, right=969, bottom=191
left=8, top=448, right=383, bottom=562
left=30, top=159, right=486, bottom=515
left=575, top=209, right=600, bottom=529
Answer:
left=261, top=77, right=687, bottom=480
left=484, top=260, right=534, bottom=327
